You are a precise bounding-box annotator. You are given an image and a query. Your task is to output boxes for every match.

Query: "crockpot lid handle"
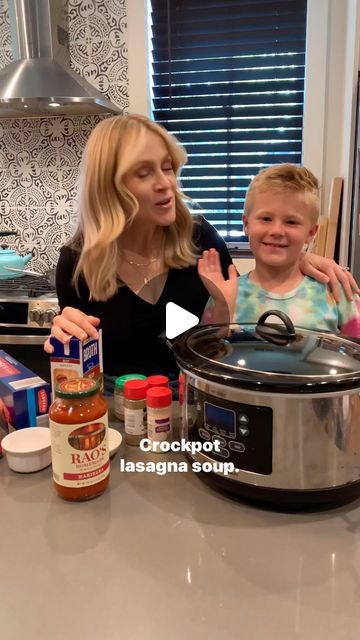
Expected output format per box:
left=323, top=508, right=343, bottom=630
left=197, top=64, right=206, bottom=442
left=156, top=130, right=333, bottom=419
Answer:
left=256, top=310, right=297, bottom=345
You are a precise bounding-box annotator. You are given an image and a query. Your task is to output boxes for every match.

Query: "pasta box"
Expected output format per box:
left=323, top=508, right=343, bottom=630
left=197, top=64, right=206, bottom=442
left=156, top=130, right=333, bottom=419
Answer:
left=49, top=330, right=103, bottom=395
left=0, top=350, right=50, bottom=430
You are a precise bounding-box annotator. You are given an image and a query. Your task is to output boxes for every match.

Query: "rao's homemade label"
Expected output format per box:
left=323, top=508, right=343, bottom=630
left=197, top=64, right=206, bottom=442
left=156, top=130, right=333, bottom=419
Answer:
left=50, top=414, right=109, bottom=488
left=49, top=378, right=110, bottom=500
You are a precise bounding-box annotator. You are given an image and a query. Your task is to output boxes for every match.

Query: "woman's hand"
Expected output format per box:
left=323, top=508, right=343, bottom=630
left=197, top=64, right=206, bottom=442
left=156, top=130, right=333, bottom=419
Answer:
left=198, top=249, right=238, bottom=322
left=300, top=253, right=360, bottom=303
left=43, top=307, right=101, bottom=354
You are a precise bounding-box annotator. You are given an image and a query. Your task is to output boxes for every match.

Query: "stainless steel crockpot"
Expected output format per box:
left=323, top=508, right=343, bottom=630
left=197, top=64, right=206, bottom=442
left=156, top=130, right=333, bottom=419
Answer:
left=172, top=311, right=360, bottom=509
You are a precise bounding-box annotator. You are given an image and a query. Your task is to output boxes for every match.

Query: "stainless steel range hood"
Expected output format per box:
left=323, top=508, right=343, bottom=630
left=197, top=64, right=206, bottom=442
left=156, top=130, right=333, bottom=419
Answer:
left=0, top=0, right=121, bottom=118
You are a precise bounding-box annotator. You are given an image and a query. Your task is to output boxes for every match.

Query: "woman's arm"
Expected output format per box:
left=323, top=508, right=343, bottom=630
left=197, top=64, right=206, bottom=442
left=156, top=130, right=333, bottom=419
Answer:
left=199, top=217, right=359, bottom=302
left=44, top=246, right=100, bottom=353
left=300, top=253, right=359, bottom=303
left=334, top=285, right=360, bottom=338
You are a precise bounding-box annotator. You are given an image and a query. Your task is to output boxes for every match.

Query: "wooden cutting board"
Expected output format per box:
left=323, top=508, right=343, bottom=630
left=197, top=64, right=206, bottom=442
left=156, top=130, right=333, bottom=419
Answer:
left=312, top=215, right=328, bottom=256
left=324, top=177, right=343, bottom=259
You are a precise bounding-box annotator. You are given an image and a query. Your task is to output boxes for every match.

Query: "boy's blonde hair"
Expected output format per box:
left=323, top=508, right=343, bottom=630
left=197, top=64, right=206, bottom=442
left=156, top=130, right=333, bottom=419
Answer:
left=244, top=163, right=320, bottom=225
left=71, top=114, right=198, bottom=301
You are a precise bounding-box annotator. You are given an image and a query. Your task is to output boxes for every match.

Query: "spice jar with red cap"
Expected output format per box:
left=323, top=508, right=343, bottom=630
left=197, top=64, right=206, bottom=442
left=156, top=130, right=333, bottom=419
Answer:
left=146, top=375, right=169, bottom=389
left=123, top=379, right=149, bottom=446
left=146, top=386, right=172, bottom=452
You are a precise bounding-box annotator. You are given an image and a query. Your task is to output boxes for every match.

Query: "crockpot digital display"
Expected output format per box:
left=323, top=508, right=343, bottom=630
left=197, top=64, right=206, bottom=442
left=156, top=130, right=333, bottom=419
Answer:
left=189, top=385, right=273, bottom=475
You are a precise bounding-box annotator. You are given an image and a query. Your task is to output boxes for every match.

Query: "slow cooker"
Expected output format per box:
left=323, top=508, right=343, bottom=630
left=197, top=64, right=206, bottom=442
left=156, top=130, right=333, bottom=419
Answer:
left=172, top=311, right=360, bottom=509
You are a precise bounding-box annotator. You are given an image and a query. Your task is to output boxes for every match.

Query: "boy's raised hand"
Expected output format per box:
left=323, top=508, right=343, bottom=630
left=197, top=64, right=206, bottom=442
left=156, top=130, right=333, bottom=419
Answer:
left=198, top=248, right=238, bottom=309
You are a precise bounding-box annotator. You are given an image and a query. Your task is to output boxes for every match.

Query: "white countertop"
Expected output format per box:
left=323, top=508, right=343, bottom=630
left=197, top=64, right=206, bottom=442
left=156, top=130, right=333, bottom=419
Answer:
left=1, top=425, right=360, bottom=640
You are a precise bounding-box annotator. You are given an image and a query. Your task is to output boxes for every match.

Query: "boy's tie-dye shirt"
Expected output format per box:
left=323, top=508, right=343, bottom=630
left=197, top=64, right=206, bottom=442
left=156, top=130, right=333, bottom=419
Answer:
left=234, top=274, right=360, bottom=337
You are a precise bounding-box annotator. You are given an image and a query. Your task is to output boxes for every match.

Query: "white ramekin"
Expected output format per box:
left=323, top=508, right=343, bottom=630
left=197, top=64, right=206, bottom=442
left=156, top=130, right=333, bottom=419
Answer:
left=1, top=427, right=51, bottom=473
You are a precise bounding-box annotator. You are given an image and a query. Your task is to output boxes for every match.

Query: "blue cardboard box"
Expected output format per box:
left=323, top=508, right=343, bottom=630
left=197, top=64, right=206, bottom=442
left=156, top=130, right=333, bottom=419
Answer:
left=0, top=350, right=50, bottom=429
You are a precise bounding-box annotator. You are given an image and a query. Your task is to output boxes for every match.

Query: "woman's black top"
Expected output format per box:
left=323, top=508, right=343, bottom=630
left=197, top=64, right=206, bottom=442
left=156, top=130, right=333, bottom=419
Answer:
left=56, top=216, right=233, bottom=378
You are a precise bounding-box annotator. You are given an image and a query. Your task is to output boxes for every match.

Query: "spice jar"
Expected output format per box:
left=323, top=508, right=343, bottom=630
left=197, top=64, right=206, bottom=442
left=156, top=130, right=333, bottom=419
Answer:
left=146, top=375, right=169, bottom=389
left=146, top=386, right=172, bottom=452
left=123, top=379, right=148, bottom=446
left=114, top=374, right=147, bottom=420
left=49, top=378, right=109, bottom=501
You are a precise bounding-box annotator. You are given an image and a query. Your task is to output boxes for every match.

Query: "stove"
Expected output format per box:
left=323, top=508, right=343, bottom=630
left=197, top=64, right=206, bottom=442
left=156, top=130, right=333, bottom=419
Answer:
left=0, top=275, right=58, bottom=328
left=0, top=274, right=55, bottom=298
left=0, top=276, right=59, bottom=382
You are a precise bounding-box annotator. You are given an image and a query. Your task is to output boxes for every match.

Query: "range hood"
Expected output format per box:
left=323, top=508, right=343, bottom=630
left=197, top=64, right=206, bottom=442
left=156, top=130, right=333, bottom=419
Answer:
left=0, top=0, right=121, bottom=118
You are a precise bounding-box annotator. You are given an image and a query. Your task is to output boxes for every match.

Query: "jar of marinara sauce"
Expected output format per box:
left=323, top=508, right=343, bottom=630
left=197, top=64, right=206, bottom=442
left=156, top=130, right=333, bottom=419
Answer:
left=49, top=378, right=109, bottom=501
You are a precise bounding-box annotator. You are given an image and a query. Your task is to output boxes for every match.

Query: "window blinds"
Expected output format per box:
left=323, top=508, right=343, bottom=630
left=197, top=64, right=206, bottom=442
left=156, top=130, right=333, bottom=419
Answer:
left=150, top=0, right=307, bottom=243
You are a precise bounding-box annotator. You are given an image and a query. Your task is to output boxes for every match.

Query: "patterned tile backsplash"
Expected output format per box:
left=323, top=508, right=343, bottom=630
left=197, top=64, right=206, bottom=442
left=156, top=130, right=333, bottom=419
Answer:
left=0, top=0, right=129, bottom=273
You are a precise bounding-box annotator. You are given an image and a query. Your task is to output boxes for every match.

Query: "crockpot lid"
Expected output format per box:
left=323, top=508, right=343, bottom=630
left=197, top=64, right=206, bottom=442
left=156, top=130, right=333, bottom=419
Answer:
left=173, top=311, right=360, bottom=393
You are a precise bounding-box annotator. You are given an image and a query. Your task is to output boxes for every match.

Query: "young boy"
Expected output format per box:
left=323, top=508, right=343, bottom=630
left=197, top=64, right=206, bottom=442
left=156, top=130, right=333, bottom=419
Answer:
left=198, top=164, right=360, bottom=336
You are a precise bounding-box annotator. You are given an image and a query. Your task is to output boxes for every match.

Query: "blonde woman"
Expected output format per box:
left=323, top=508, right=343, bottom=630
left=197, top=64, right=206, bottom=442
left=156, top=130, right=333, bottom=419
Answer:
left=44, top=115, right=358, bottom=385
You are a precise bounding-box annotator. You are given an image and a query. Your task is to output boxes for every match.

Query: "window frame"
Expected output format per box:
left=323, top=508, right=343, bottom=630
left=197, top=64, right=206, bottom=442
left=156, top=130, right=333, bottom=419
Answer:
left=127, top=0, right=360, bottom=262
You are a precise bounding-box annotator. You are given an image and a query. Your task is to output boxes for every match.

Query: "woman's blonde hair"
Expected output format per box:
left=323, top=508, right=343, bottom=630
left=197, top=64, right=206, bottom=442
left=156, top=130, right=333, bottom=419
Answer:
left=72, top=114, right=198, bottom=301
left=244, top=163, right=320, bottom=225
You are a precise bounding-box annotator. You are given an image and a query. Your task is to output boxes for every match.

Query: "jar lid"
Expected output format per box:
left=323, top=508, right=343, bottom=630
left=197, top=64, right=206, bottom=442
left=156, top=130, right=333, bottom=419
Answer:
left=147, top=387, right=172, bottom=408
left=55, top=377, right=100, bottom=399
left=115, top=374, right=146, bottom=390
left=123, top=379, right=148, bottom=400
left=146, top=375, right=169, bottom=388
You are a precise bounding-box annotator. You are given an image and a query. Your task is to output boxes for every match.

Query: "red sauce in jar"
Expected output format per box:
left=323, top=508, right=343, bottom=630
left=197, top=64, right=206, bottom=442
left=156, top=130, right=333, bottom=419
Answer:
left=49, top=378, right=109, bottom=501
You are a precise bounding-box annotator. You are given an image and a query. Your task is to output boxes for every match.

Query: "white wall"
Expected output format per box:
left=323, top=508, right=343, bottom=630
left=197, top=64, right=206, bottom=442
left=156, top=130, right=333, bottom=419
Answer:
left=234, top=258, right=255, bottom=275
left=127, top=0, right=151, bottom=115
left=303, top=0, right=360, bottom=265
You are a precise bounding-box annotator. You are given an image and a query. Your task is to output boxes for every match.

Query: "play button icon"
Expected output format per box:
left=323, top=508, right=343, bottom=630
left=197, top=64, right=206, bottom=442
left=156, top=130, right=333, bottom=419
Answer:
left=166, top=302, right=199, bottom=339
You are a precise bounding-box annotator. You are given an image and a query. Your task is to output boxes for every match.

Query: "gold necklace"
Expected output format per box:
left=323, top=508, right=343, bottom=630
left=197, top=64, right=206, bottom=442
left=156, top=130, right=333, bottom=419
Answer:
left=122, top=254, right=159, bottom=268
left=121, top=254, right=160, bottom=286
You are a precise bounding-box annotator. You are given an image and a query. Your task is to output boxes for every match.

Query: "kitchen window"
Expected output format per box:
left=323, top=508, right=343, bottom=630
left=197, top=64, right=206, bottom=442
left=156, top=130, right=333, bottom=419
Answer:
left=149, top=0, right=307, bottom=249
